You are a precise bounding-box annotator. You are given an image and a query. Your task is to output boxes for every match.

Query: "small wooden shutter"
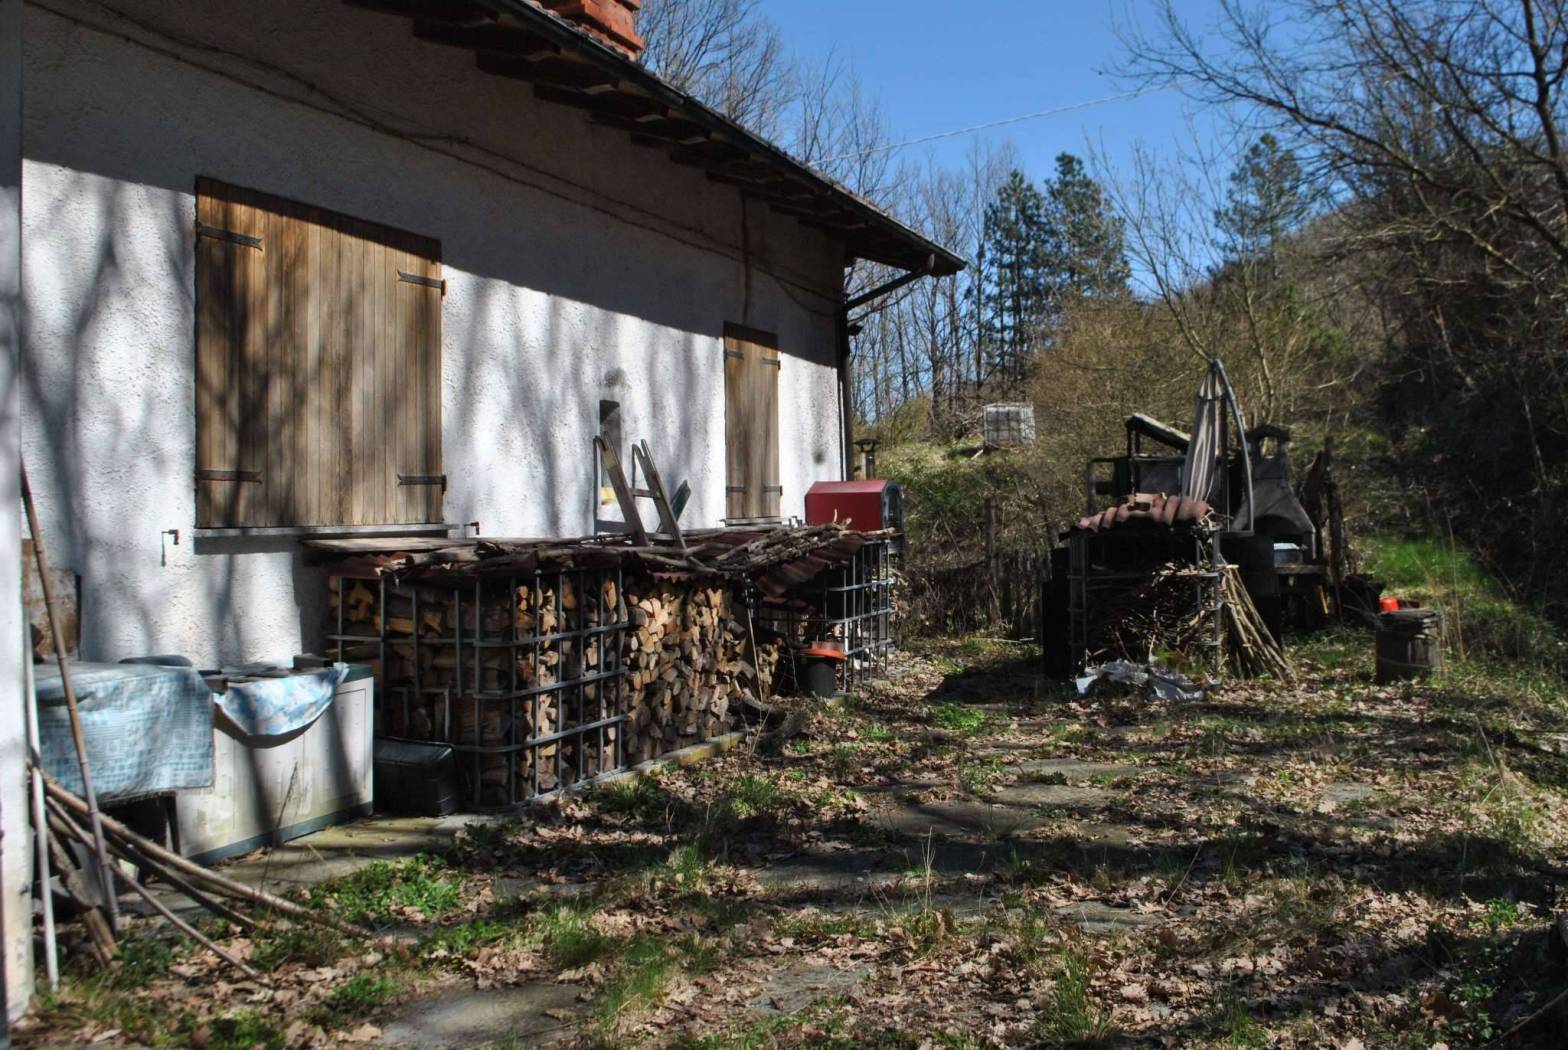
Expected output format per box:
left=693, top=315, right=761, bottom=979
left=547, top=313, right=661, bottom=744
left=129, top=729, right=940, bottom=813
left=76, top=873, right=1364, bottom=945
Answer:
left=195, top=179, right=443, bottom=528
left=723, top=324, right=781, bottom=519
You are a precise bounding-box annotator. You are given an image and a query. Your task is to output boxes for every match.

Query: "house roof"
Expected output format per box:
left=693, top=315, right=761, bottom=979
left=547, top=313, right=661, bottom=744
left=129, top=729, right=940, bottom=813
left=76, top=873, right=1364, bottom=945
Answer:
left=343, top=0, right=966, bottom=278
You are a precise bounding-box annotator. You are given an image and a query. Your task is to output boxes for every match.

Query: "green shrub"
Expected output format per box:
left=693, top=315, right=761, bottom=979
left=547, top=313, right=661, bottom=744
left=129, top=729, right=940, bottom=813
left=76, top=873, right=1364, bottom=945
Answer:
left=1365, top=535, right=1566, bottom=668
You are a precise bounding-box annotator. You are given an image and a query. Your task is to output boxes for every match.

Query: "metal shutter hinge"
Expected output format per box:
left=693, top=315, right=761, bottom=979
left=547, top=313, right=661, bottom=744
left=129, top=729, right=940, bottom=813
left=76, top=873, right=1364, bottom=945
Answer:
left=196, top=223, right=263, bottom=250
left=399, top=473, right=448, bottom=494
left=195, top=468, right=262, bottom=482
left=398, top=271, right=446, bottom=295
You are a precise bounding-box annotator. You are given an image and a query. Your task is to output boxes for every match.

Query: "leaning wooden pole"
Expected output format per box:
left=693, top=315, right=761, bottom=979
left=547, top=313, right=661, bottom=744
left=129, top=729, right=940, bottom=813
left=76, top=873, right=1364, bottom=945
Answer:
left=23, top=627, right=59, bottom=990
left=47, top=809, right=262, bottom=981
left=44, top=777, right=365, bottom=936
left=20, top=460, right=120, bottom=933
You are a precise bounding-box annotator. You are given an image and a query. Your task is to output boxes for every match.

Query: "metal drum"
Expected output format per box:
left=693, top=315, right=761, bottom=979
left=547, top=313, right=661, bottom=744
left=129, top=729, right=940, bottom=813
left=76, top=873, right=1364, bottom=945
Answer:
left=1375, top=609, right=1444, bottom=684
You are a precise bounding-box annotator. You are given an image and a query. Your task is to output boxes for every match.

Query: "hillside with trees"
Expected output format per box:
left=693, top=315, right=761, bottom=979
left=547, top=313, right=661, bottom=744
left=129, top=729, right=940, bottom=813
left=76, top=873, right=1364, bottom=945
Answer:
left=636, top=0, right=1568, bottom=656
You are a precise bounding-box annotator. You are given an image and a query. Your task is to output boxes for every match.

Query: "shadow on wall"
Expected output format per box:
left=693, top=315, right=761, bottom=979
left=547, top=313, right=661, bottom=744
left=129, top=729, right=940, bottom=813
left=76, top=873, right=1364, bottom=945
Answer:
left=21, top=178, right=200, bottom=660
left=21, top=0, right=845, bottom=358
left=19, top=3, right=848, bottom=662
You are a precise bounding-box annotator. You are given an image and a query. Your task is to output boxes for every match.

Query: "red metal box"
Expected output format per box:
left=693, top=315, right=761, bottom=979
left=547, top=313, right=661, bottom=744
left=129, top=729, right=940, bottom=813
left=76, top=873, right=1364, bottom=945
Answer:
left=804, top=480, right=903, bottom=532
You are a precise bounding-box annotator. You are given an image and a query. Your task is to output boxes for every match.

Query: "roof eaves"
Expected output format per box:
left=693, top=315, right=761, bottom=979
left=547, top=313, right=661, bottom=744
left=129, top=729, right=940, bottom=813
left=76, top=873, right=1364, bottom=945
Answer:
left=469, top=0, right=967, bottom=276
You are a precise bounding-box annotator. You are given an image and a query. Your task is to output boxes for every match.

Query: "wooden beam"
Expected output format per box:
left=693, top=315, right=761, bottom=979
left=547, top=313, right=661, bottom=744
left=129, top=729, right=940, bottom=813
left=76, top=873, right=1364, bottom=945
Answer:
left=478, top=52, right=618, bottom=92
left=668, top=140, right=751, bottom=167
left=342, top=0, right=493, bottom=26
left=706, top=171, right=816, bottom=204
left=412, top=19, right=558, bottom=61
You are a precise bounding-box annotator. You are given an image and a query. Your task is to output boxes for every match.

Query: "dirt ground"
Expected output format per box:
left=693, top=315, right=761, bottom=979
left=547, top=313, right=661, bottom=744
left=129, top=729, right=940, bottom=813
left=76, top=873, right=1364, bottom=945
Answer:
left=18, top=630, right=1568, bottom=1048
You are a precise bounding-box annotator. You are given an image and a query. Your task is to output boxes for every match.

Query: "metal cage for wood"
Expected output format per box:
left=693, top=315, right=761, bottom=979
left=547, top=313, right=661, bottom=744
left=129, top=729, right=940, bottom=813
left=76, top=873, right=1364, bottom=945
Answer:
left=755, top=538, right=896, bottom=693
left=1066, top=530, right=1222, bottom=672
left=328, top=566, right=629, bottom=810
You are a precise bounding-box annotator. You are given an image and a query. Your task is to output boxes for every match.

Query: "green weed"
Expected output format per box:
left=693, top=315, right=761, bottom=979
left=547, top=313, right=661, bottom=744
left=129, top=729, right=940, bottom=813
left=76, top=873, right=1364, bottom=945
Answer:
left=311, top=973, right=400, bottom=1028
left=772, top=909, right=874, bottom=942
left=1034, top=950, right=1115, bottom=1045
left=201, top=1010, right=288, bottom=1050
left=593, top=939, right=678, bottom=1035
left=106, top=932, right=178, bottom=989
left=310, top=854, right=464, bottom=923
left=250, top=923, right=346, bottom=971
left=959, top=759, right=1005, bottom=796
left=931, top=703, right=988, bottom=734
left=422, top=915, right=519, bottom=957
left=1482, top=897, right=1524, bottom=932
left=594, top=774, right=679, bottom=824
left=1206, top=993, right=1267, bottom=1047
left=726, top=773, right=786, bottom=819
left=528, top=899, right=617, bottom=969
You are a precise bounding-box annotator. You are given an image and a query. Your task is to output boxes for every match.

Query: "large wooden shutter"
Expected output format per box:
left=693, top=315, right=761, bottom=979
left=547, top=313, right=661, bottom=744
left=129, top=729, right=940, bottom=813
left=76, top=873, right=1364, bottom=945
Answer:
left=723, top=324, right=781, bottom=520
left=195, top=179, right=442, bottom=528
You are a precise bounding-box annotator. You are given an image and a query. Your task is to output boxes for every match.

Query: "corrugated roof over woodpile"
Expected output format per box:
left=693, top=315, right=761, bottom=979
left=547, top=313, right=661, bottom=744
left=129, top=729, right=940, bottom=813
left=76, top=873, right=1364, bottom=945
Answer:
left=302, top=524, right=881, bottom=597
left=1073, top=494, right=1215, bottom=535
left=341, top=0, right=966, bottom=277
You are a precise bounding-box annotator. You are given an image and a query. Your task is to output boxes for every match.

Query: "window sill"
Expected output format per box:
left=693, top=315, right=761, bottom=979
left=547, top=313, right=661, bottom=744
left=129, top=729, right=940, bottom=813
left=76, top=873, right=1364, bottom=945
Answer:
left=193, top=523, right=465, bottom=540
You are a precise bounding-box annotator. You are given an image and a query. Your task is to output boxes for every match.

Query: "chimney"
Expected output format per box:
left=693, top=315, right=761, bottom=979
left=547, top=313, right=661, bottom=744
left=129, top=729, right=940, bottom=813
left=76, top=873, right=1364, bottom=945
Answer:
left=534, top=0, right=644, bottom=59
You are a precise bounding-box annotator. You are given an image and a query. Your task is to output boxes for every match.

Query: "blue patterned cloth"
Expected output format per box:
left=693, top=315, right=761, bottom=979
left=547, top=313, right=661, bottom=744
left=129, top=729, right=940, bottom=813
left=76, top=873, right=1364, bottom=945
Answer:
left=35, top=662, right=215, bottom=802
left=216, top=664, right=349, bottom=737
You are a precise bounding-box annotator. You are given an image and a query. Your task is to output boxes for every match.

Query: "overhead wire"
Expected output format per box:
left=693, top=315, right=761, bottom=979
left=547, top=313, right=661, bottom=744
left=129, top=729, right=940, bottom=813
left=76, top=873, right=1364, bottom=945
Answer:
left=822, top=86, right=1160, bottom=163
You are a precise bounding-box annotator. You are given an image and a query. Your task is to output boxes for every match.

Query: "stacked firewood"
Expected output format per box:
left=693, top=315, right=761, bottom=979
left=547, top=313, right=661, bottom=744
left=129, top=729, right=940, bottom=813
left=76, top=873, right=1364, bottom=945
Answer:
left=328, top=570, right=785, bottom=804
left=620, top=576, right=787, bottom=761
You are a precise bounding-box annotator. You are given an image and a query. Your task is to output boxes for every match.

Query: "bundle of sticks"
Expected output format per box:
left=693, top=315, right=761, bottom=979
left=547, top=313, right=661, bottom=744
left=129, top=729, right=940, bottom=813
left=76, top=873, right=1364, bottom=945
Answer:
left=1220, top=565, right=1293, bottom=681
left=39, top=774, right=362, bottom=979
left=1096, top=562, right=1223, bottom=664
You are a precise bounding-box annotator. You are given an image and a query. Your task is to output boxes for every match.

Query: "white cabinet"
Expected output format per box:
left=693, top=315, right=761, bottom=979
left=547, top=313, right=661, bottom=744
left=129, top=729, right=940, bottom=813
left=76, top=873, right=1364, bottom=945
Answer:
left=176, top=671, right=374, bottom=863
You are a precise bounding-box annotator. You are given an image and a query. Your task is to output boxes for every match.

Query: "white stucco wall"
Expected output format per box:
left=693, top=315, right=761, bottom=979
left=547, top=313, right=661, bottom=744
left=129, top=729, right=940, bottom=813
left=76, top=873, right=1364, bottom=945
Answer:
left=1, top=0, right=33, bottom=1019
left=19, top=0, right=849, bottom=666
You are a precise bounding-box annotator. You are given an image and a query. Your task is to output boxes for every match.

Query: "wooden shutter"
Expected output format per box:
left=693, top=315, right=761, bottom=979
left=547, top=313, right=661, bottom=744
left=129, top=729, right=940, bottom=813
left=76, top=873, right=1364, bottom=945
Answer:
left=723, top=324, right=781, bottom=520
left=195, top=179, right=442, bottom=528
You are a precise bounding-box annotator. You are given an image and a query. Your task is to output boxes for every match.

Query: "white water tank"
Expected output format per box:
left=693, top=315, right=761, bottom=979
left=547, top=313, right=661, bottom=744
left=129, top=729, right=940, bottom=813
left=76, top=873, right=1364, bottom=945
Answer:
left=984, top=403, right=1036, bottom=448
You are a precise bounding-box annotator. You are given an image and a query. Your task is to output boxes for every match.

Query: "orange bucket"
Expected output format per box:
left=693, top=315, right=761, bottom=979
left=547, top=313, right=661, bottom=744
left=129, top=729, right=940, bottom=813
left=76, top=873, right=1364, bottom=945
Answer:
left=1379, top=596, right=1401, bottom=613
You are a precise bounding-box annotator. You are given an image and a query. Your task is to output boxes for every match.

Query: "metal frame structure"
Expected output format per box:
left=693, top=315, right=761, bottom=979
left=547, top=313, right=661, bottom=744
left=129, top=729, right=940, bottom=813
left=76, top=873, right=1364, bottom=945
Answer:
left=756, top=537, right=896, bottom=693
left=328, top=565, right=629, bottom=810
left=1067, top=528, right=1223, bottom=672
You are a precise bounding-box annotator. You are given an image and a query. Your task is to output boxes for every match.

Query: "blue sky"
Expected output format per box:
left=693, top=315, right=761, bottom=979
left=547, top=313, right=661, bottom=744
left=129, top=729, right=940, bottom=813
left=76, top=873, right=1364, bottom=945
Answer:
left=767, top=0, right=1235, bottom=184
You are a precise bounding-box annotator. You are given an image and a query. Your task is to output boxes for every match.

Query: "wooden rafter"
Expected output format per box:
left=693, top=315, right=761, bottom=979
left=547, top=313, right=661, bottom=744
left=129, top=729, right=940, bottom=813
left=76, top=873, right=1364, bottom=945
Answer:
left=339, top=0, right=966, bottom=277
left=412, top=19, right=559, bottom=61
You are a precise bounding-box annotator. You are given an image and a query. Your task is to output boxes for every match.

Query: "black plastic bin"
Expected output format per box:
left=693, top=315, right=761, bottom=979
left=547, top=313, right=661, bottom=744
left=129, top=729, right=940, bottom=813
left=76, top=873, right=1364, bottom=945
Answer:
left=374, top=739, right=461, bottom=817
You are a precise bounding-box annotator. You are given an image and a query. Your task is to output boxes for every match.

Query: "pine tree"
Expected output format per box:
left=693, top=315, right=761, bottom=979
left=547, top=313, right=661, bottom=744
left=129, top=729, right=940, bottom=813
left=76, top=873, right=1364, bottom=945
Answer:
left=1214, top=134, right=1307, bottom=271
left=1045, top=153, right=1130, bottom=300
left=980, top=170, right=1054, bottom=383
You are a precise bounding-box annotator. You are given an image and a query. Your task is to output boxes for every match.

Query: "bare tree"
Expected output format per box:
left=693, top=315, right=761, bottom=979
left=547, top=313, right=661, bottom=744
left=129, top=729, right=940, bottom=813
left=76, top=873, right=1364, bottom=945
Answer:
left=1122, top=0, right=1568, bottom=606
left=638, top=0, right=796, bottom=139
